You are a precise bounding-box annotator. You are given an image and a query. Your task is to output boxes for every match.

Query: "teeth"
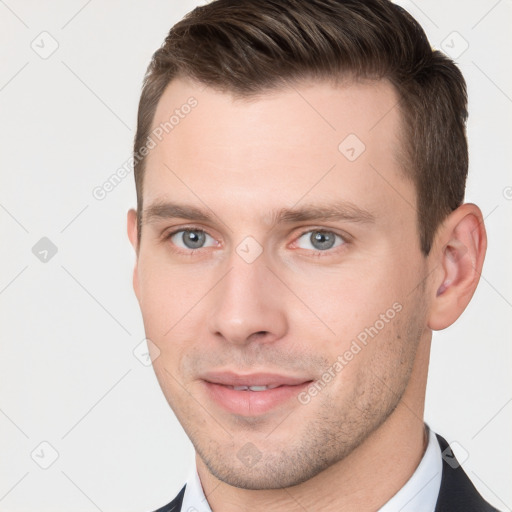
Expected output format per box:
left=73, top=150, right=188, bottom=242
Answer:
left=230, top=384, right=281, bottom=391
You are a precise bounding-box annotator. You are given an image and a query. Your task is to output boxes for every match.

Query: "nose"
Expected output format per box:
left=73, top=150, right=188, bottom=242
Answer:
left=207, top=253, right=288, bottom=346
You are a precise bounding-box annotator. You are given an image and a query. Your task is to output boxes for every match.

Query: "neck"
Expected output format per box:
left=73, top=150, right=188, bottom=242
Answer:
left=198, top=338, right=431, bottom=512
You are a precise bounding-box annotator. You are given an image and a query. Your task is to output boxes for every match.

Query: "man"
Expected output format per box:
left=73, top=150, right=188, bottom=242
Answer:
left=127, top=0, right=497, bottom=510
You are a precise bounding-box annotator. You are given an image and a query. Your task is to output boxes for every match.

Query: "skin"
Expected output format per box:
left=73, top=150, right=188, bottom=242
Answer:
left=127, top=77, right=486, bottom=511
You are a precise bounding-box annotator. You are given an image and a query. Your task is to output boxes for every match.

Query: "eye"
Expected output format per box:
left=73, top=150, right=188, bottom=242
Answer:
left=168, top=229, right=217, bottom=250
left=295, top=230, right=345, bottom=251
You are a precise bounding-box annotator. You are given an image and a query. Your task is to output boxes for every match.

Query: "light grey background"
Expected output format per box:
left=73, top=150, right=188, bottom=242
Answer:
left=0, top=1, right=510, bottom=511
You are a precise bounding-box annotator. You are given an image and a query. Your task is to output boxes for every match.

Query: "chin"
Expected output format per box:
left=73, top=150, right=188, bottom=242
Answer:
left=199, top=446, right=338, bottom=490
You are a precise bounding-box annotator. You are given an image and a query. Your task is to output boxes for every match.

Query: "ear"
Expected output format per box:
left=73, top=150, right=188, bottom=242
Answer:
left=127, top=208, right=140, bottom=300
left=427, top=203, right=487, bottom=330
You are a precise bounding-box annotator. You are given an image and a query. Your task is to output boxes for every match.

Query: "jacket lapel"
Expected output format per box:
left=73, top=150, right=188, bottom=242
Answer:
left=434, top=435, right=499, bottom=511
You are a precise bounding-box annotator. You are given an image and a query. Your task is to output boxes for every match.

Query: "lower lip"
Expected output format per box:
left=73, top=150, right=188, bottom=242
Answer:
left=204, top=381, right=311, bottom=416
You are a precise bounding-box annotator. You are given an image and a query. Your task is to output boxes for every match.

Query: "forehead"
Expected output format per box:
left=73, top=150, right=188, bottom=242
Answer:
left=142, top=77, right=414, bottom=225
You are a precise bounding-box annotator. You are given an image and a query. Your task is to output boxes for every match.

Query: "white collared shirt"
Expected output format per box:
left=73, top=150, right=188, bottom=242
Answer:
left=182, top=425, right=442, bottom=512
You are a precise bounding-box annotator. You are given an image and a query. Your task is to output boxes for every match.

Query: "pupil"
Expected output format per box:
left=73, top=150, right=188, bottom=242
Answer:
left=311, top=231, right=335, bottom=250
left=183, top=230, right=205, bottom=249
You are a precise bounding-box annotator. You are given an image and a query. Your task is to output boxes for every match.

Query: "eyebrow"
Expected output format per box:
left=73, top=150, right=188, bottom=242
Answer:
left=142, top=200, right=376, bottom=227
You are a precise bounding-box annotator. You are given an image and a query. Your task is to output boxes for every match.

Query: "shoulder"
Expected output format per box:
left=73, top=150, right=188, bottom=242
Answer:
left=435, top=434, right=500, bottom=512
left=150, top=485, right=186, bottom=512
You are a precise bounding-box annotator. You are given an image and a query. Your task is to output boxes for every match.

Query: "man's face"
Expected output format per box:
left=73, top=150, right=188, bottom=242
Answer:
left=130, top=78, right=432, bottom=489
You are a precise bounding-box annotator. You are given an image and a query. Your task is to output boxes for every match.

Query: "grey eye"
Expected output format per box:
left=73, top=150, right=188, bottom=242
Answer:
left=296, top=230, right=344, bottom=251
left=170, top=229, right=215, bottom=250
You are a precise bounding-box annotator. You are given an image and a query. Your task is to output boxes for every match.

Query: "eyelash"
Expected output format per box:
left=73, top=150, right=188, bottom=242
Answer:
left=163, top=226, right=348, bottom=257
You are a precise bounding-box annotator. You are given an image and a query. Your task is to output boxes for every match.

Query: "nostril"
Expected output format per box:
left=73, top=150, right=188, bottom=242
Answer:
left=247, top=331, right=270, bottom=343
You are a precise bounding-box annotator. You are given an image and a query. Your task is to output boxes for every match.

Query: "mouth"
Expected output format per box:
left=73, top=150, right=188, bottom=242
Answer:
left=201, top=372, right=313, bottom=416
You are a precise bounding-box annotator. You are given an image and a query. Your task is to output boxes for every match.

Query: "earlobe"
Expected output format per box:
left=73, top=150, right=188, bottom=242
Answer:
left=428, top=204, right=487, bottom=331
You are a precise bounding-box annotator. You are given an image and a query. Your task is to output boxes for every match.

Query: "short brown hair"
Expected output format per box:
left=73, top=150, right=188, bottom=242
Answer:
left=134, top=0, right=468, bottom=254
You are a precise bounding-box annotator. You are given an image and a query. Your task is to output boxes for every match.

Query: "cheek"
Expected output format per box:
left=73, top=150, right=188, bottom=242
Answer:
left=137, top=253, right=209, bottom=331
left=315, top=296, right=422, bottom=419
left=285, top=263, right=403, bottom=343
left=136, top=259, right=197, bottom=365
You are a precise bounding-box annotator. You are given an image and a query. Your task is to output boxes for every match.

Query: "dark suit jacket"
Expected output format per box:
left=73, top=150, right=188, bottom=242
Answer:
left=151, top=434, right=500, bottom=511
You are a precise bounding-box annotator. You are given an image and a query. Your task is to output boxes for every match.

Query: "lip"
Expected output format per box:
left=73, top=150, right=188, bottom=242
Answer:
left=202, top=371, right=311, bottom=387
left=201, top=371, right=313, bottom=416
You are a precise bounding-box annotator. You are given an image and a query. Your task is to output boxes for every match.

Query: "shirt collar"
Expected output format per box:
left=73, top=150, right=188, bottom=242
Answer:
left=181, top=464, right=211, bottom=512
left=378, top=425, right=442, bottom=512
